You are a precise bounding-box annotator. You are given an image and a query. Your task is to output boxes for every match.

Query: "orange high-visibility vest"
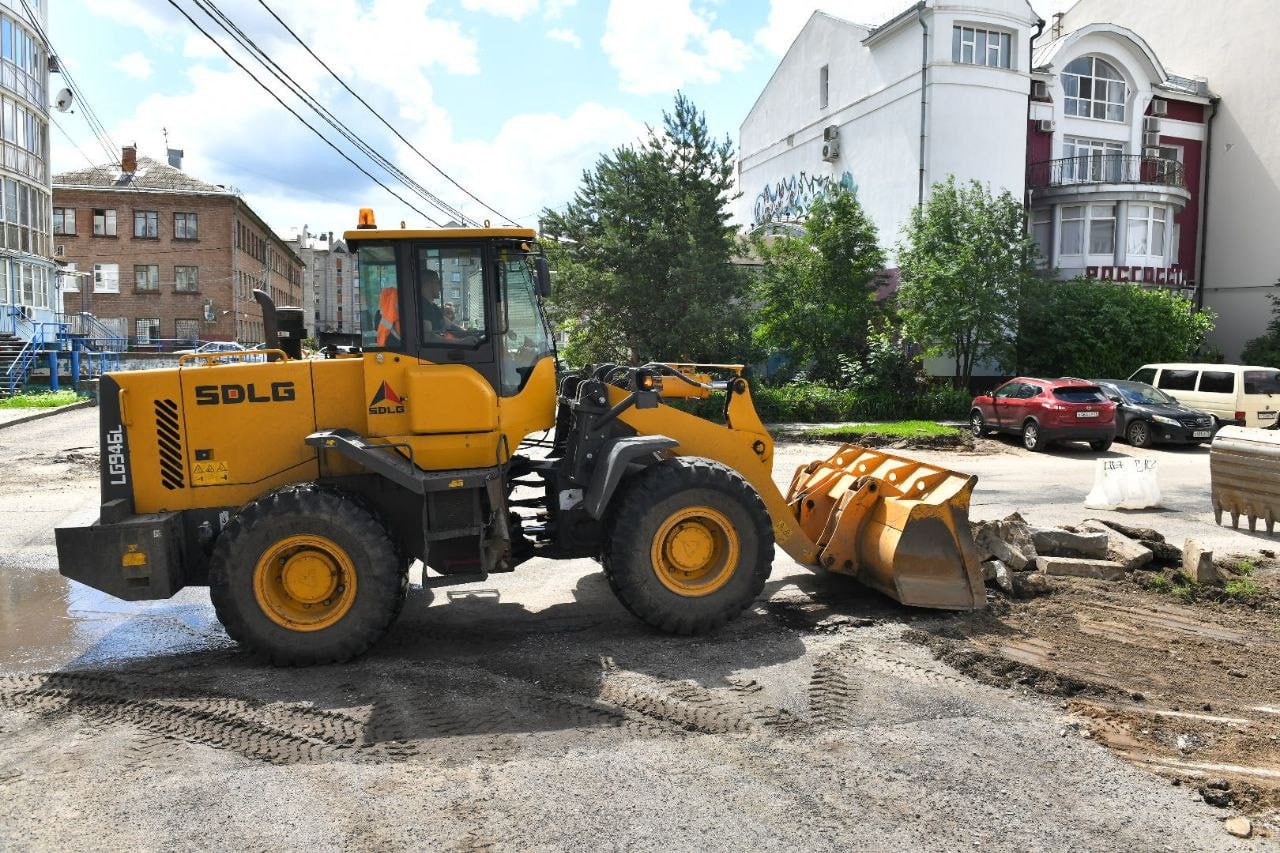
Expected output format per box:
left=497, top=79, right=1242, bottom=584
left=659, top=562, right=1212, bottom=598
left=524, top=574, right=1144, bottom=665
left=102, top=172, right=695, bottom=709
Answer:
left=377, top=287, right=400, bottom=346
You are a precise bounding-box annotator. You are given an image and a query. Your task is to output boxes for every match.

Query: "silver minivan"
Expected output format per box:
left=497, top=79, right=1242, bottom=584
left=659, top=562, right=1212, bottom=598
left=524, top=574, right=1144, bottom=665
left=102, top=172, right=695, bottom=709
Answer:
left=1128, top=363, right=1280, bottom=428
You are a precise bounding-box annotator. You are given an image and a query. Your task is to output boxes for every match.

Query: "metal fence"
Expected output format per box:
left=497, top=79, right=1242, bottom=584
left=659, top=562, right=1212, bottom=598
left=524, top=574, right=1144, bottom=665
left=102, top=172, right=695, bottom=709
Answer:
left=1027, top=155, right=1186, bottom=190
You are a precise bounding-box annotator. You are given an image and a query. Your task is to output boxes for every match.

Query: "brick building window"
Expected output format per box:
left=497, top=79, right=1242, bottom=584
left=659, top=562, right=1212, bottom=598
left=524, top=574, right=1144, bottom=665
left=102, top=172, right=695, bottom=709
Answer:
left=174, top=212, right=198, bottom=240
left=134, top=210, right=158, bottom=238
left=92, top=262, right=119, bottom=293
left=92, top=208, right=116, bottom=236
left=175, top=265, right=199, bottom=292
left=53, top=207, right=74, bottom=235
left=134, top=264, right=159, bottom=291
left=175, top=318, right=201, bottom=342
left=135, top=317, right=160, bottom=344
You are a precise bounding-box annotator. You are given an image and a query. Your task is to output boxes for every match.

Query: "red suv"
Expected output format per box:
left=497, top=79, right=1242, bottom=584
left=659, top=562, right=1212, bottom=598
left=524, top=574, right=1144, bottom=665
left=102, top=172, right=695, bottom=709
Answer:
left=970, top=377, right=1117, bottom=452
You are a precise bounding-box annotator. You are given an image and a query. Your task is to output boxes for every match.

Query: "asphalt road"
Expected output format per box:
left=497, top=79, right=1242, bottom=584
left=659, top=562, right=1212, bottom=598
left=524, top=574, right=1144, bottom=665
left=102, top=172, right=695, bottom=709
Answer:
left=0, top=409, right=1264, bottom=850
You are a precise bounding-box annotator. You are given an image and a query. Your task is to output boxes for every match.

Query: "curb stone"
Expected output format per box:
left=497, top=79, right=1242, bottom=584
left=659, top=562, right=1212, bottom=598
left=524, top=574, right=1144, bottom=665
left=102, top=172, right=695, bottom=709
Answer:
left=0, top=400, right=94, bottom=431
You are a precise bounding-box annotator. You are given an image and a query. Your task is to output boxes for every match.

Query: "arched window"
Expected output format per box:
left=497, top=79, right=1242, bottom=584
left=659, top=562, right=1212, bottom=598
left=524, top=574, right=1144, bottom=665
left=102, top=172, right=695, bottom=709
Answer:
left=1063, top=56, right=1126, bottom=121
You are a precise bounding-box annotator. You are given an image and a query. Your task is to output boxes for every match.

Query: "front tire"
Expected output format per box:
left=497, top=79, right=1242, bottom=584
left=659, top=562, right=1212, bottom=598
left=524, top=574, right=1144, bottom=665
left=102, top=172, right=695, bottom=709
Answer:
left=1022, top=419, right=1048, bottom=452
left=970, top=410, right=992, bottom=437
left=209, top=485, right=407, bottom=666
left=1126, top=420, right=1153, bottom=448
left=603, top=458, right=772, bottom=635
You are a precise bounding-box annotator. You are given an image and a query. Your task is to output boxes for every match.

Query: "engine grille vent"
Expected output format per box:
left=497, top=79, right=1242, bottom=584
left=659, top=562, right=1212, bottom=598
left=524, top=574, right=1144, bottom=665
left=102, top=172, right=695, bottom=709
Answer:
left=154, top=399, right=185, bottom=490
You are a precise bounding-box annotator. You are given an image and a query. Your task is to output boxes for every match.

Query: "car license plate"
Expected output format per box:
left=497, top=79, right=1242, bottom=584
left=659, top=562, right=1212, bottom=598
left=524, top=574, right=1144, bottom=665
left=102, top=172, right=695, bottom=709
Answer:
left=1193, top=430, right=1210, bottom=438
left=1260, top=411, right=1277, bottom=420
left=1076, top=411, right=1100, bottom=418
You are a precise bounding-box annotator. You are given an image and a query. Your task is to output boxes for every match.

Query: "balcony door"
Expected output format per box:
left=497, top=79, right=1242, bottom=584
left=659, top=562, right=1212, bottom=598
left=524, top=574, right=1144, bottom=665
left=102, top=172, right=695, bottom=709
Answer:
left=1062, top=137, right=1124, bottom=183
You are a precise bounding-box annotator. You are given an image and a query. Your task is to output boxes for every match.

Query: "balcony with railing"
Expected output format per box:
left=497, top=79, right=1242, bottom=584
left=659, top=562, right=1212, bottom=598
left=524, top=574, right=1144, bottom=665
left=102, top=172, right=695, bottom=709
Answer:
left=1027, top=154, right=1190, bottom=206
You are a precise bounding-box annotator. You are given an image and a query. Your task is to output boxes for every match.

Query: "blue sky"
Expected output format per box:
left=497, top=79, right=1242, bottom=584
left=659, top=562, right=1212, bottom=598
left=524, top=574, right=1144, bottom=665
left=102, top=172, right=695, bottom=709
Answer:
left=49, top=0, right=1070, bottom=236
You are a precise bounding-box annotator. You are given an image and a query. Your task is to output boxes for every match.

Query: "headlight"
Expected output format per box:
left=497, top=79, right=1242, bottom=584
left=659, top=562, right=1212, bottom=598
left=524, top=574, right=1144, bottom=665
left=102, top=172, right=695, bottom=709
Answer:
left=1153, top=415, right=1179, bottom=426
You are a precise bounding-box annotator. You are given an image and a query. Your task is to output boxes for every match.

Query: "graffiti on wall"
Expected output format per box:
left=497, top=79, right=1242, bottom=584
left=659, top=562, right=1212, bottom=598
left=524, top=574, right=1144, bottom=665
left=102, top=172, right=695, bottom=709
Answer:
left=752, top=171, right=856, bottom=227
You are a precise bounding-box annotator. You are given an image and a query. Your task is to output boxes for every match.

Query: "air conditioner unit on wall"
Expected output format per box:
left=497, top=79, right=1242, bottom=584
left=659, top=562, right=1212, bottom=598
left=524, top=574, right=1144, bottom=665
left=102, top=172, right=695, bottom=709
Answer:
left=1143, top=147, right=1161, bottom=159
left=1143, top=116, right=1160, bottom=133
left=1036, top=119, right=1055, bottom=133
left=1031, top=80, right=1049, bottom=100
left=1150, top=98, right=1168, bottom=117
left=823, top=124, right=839, bottom=141
left=822, top=139, right=841, bottom=162
left=1142, top=131, right=1160, bottom=148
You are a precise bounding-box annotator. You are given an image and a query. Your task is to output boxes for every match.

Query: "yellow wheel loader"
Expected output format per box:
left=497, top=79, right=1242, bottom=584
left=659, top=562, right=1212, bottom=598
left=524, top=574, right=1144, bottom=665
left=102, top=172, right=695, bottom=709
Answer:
left=55, top=215, right=986, bottom=665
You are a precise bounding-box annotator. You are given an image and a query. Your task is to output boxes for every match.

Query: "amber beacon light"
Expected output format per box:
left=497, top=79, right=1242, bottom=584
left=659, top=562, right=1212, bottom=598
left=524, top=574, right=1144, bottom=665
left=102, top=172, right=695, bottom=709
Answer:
left=357, top=208, right=377, bottom=229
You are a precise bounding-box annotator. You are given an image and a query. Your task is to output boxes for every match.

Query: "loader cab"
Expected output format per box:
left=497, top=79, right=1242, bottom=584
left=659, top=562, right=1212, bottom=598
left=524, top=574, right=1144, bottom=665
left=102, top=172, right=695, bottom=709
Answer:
left=345, top=216, right=558, bottom=467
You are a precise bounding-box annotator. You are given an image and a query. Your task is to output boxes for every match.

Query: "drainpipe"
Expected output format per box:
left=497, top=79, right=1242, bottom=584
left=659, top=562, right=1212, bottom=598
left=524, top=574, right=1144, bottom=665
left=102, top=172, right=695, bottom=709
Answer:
left=917, top=2, right=928, bottom=208
left=1025, top=18, right=1045, bottom=212
left=1195, top=96, right=1219, bottom=312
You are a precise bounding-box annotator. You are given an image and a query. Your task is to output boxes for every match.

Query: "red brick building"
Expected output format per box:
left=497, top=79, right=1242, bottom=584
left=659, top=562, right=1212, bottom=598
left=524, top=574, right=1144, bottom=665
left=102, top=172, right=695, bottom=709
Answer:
left=52, top=148, right=303, bottom=346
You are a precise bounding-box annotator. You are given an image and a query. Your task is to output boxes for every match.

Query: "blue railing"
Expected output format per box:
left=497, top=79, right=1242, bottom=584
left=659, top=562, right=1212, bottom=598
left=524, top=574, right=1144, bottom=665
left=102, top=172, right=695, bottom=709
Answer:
left=3, top=315, right=45, bottom=396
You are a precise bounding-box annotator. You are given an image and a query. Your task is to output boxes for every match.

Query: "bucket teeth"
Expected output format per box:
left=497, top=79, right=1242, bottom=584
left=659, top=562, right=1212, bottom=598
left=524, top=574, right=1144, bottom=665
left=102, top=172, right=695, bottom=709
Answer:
left=786, top=444, right=985, bottom=611
left=1211, top=426, right=1280, bottom=537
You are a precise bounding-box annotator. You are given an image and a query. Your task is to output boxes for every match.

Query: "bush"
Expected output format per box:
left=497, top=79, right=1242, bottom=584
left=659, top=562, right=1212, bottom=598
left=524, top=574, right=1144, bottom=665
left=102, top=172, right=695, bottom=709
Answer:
left=669, top=381, right=970, bottom=424
left=1010, top=277, right=1215, bottom=379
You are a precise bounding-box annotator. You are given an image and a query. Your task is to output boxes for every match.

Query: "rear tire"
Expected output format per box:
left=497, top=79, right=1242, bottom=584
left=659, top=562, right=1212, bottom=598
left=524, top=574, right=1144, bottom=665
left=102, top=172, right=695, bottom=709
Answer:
left=209, top=485, right=407, bottom=666
left=1022, top=419, right=1047, bottom=452
left=603, top=457, right=772, bottom=635
left=1089, top=438, right=1113, bottom=452
left=1126, top=420, right=1153, bottom=448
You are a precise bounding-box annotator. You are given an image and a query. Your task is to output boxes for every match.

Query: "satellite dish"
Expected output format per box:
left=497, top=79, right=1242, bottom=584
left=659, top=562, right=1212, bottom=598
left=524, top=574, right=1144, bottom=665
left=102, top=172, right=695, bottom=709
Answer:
left=54, top=88, right=74, bottom=112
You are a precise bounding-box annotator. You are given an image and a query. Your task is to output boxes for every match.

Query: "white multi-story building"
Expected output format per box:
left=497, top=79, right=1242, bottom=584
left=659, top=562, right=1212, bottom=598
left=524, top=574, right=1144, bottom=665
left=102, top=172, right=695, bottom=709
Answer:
left=284, top=227, right=355, bottom=341
left=0, top=0, right=54, bottom=339
left=739, top=1, right=1212, bottom=306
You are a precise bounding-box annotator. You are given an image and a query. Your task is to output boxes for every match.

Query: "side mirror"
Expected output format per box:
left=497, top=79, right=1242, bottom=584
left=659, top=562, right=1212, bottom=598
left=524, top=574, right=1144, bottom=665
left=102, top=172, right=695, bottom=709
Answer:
left=535, top=256, right=552, bottom=298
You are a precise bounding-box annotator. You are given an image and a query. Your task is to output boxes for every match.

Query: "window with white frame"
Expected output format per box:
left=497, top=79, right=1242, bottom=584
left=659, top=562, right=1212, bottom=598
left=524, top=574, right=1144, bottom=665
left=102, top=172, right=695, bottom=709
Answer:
left=1063, top=56, right=1126, bottom=121
left=61, top=262, right=78, bottom=293
left=53, top=206, right=74, bottom=235
left=1030, top=208, right=1051, bottom=264
left=92, top=208, right=116, bottom=236
left=92, top=262, right=119, bottom=293
left=1088, top=204, right=1116, bottom=255
left=1060, top=205, right=1085, bottom=255
left=952, top=26, right=1011, bottom=68
left=1063, top=136, right=1124, bottom=182
left=1126, top=204, right=1168, bottom=259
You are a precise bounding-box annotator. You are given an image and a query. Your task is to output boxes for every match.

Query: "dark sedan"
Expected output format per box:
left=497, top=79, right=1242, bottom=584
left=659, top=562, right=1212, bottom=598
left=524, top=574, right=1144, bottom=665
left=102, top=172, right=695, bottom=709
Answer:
left=1094, top=379, right=1215, bottom=447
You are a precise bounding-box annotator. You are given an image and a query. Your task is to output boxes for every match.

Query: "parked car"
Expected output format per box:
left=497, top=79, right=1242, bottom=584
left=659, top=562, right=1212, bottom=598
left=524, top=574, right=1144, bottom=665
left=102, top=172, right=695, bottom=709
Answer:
left=176, top=341, right=247, bottom=357
left=1094, top=379, right=1214, bottom=447
left=1128, top=362, right=1280, bottom=428
left=970, top=377, right=1116, bottom=452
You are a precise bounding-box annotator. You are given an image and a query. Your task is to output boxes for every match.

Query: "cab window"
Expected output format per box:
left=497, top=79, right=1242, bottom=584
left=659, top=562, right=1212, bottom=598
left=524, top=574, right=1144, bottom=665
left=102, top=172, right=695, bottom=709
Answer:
left=357, top=244, right=401, bottom=350
left=417, top=246, right=487, bottom=346
left=499, top=249, right=554, bottom=396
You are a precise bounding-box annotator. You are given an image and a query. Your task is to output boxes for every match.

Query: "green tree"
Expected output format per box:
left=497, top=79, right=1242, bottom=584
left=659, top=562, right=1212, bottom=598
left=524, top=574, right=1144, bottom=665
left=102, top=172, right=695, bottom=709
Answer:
left=750, top=186, right=886, bottom=383
left=896, top=177, right=1039, bottom=385
left=1241, top=282, right=1280, bottom=367
left=540, top=93, right=750, bottom=366
left=1012, top=277, right=1215, bottom=378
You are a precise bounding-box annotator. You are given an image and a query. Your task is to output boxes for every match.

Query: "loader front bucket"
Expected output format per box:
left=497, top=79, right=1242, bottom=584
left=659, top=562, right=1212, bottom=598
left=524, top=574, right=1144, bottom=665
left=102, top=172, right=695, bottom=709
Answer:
left=786, top=444, right=985, bottom=610
left=1211, top=425, right=1280, bottom=533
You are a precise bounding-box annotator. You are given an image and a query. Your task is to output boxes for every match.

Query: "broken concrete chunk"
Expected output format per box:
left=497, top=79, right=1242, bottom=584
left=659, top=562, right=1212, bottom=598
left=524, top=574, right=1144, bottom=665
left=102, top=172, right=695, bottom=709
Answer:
left=993, top=560, right=1015, bottom=595
left=1036, top=556, right=1127, bottom=581
left=1012, top=572, right=1052, bottom=598
left=981, top=559, right=998, bottom=582
left=1031, top=528, right=1110, bottom=559
left=1182, top=538, right=1217, bottom=584
left=973, top=516, right=1036, bottom=571
left=999, top=512, right=1037, bottom=554
left=1224, top=817, right=1252, bottom=838
left=1096, top=519, right=1165, bottom=542
left=1081, top=520, right=1154, bottom=572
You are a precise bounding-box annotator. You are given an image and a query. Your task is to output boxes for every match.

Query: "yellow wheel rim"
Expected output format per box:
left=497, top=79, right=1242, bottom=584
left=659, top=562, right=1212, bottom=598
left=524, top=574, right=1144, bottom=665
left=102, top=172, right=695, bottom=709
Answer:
left=650, top=505, right=739, bottom=597
left=254, top=534, right=358, bottom=631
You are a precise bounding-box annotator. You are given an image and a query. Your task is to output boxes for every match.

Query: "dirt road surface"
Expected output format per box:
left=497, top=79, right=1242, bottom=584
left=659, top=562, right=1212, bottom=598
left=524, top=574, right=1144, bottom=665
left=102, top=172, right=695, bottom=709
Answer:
left=0, top=410, right=1274, bottom=850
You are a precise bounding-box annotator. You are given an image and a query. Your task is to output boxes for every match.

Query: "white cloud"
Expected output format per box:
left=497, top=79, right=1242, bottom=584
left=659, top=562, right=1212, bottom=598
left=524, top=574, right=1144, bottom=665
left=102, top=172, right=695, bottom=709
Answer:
left=543, top=0, right=579, bottom=20
left=461, top=0, right=541, bottom=20
left=113, top=52, right=153, bottom=80
left=546, top=28, right=582, bottom=49
left=602, top=0, right=751, bottom=96
left=753, top=1, right=899, bottom=56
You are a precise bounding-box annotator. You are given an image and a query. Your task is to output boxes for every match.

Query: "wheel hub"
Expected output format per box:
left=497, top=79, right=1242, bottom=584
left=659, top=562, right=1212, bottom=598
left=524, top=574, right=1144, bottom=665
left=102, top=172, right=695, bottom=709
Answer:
left=254, top=534, right=357, bottom=631
left=650, top=506, right=740, bottom=596
left=280, top=552, right=338, bottom=604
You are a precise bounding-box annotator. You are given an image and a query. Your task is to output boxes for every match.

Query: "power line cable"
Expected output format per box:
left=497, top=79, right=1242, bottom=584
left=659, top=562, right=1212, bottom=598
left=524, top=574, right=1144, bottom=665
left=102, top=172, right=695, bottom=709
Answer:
left=194, top=0, right=479, bottom=226
left=255, top=0, right=516, bottom=226
left=163, top=0, right=443, bottom=226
